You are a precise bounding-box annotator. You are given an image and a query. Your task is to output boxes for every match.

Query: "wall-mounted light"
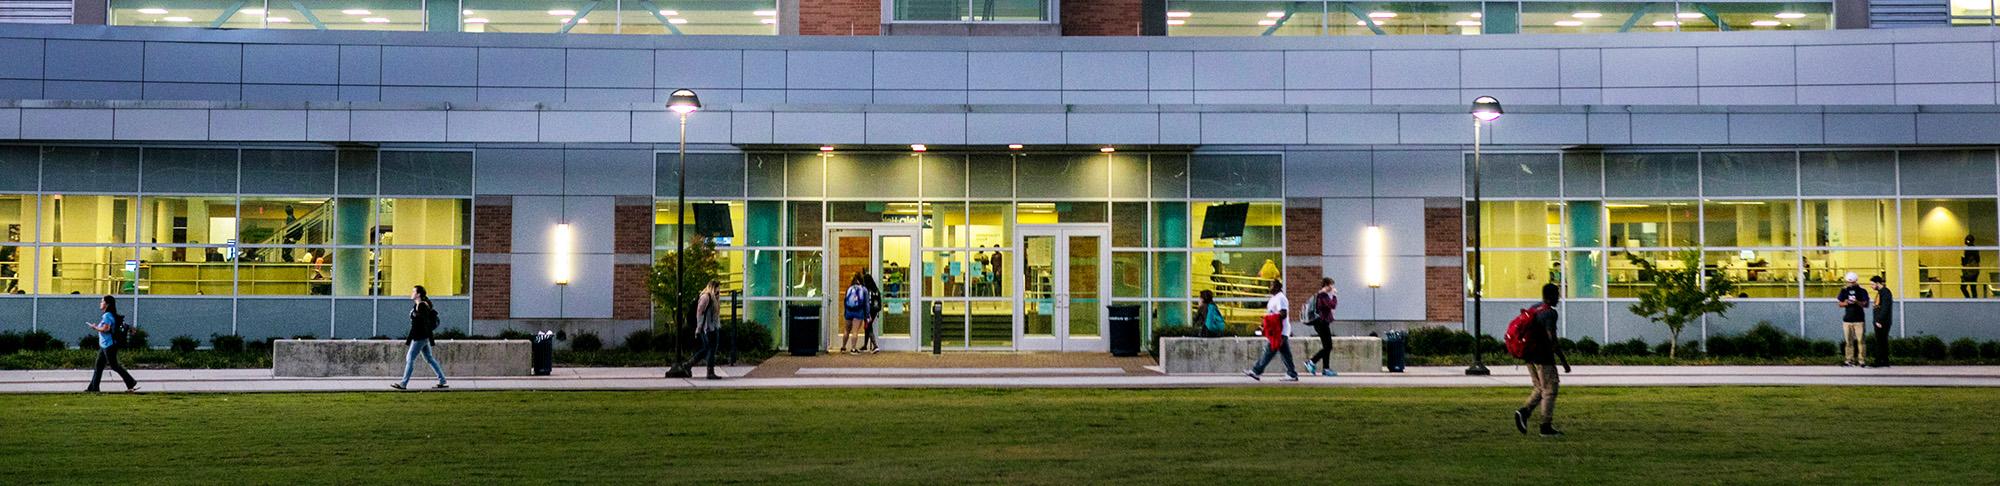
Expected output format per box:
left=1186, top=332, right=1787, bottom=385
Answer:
left=552, top=223, right=574, bottom=285
left=1099, top=146, right=1116, bottom=153
left=1008, top=144, right=1024, bottom=150
left=1362, top=225, right=1387, bottom=289
left=819, top=145, right=835, bottom=152
left=910, top=144, right=928, bottom=152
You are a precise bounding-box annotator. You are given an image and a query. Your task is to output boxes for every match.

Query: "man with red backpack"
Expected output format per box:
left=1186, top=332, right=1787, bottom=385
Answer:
left=1511, top=283, right=1570, bottom=437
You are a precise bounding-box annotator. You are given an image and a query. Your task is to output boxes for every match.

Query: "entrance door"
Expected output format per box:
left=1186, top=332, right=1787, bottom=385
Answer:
left=825, top=226, right=919, bottom=352
left=1016, top=226, right=1109, bottom=351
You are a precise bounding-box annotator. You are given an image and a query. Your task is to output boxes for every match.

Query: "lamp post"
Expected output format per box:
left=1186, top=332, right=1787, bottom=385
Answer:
left=1466, top=96, right=1502, bottom=376
left=665, top=89, right=700, bottom=379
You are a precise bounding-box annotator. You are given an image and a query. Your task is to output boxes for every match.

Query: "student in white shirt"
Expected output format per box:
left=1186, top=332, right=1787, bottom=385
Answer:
left=1244, top=281, right=1299, bottom=381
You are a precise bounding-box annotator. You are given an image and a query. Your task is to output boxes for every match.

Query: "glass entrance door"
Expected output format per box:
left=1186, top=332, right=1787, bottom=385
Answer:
left=825, top=226, right=920, bottom=352
left=1016, top=225, right=1109, bottom=351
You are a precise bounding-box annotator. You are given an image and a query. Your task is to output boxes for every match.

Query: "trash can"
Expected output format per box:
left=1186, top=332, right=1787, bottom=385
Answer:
left=1384, top=329, right=1408, bottom=373
left=531, top=330, right=555, bottom=376
left=1106, top=304, right=1143, bottom=357
left=787, top=304, right=821, bottom=357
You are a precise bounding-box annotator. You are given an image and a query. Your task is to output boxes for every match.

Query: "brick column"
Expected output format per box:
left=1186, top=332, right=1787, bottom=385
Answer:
left=472, top=196, right=512, bottom=321
left=1424, top=200, right=1465, bottom=326
left=1061, top=0, right=1143, bottom=35
left=799, top=0, right=882, bottom=35
left=1284, top=199, right=1324, bottom=318
left=612, top=197, right=655, bottom=321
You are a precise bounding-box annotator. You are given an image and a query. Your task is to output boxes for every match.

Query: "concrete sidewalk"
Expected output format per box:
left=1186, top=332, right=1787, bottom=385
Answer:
left=5, top=365, right=2000, bottom=393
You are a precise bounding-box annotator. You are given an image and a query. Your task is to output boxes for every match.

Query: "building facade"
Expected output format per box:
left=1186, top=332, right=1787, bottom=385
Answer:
left=2, top=2, right=2000, bottom=349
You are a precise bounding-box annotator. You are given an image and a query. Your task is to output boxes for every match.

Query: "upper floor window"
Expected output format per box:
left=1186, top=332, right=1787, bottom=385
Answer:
left=1954, top=0, right=1998, bottom=25
left=108, top=0, right=779, bottom=35
left=891, top=0, right=1051, bottom=22
left=1163, top=0, right=1832, bottom=36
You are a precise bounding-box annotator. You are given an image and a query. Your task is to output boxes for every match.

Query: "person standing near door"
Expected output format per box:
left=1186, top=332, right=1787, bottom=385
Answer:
left=1244, top=282, right=1299, bottom=382
left=840, top=273, right=869, bottom=354
left=1303, top=278, right=1339, bottom=377
left=860, top=271, right=883, bottom=354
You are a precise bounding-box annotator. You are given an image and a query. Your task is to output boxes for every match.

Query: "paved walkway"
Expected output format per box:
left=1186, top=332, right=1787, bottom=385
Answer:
left=5, top=365, right=2000, bottom=393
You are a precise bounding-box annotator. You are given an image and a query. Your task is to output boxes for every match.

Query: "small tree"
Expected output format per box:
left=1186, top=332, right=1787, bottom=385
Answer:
left=648, top=236, right=722, bottom=346
left=1626, top=249, right=1735, bottom=360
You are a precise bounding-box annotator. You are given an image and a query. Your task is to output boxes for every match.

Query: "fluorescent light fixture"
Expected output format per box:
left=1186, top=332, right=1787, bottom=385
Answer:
left=1266, top=11, right=1286, bottom=17
left=267, top=16, right=290, bottom=22
left=1572, top=11, right=1602, bottom=18
left=1362, top=226, right=1387, bottom=288
left=1750, top=20, right=1781, bottom=26
left=464, top=17, right=488, bottom=23
left=1008, top=144, right=1024, bottom=150
left=1456, top=20, right=1481, bottom=26
left=362, top=17, right=389, bottom=23
left=661, top=10, right=678, bottom=15
left=1257, top=19, right=1277, bottom=25
left=1166, top=11, right=1192, bottom=18
left=241, top=8, right=264, bottom=15
left=1554, top=20, right=1584, bottom=26
left=754, top=9, right=777, bottom=16
left=163, top=16, right=192, bottom=22
left=761, top=18, right=777, bottom=24
left=1470, top=12, right=1482, bottom=18
left=462, top=9, right=473, bottom=15
left=1100, top=146, right=1116, bottom=153
left=1167, top=19, right=1185, bottom=25
left=668, top=17, right=688, bottom=24
left=910, top=144, right=927, bottom=152
left=1653, top=20, right=1679, bottom=27
left=341, top=9, right=370, bottom=15
left=136, top=8, right=168, bottom=14
left=552, top=223, right=574, bottom=285
left=1775, top=12, right=1807, bottom=18
left=548, top=9, right=576, bottom=16
left=1368, top=11, right=1396, bottom=18
left=1678, top=12, right=1704, bottom=18
left=558, top=17, right=589, bottom=23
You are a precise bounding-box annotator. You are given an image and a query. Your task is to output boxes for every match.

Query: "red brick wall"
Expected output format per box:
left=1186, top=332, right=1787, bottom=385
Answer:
left=799, top=0, right=881, bottom=35
left=1425, top=266, right=1464, bottom=323
left=614, top=203, right=653, bottom=255
left=1061, top=0, right=1142, bottom=36
left=1425, top=207, right=1462, bottom=257
left=1284, top=204, right=1321, bottom=258
left=613, top=264, right=652, bottom=320
left=1285, top=264, right=1322, bottom=320
left=474, top=203, right=512, bottom=254
left=473, top=263, right=510, bottom=320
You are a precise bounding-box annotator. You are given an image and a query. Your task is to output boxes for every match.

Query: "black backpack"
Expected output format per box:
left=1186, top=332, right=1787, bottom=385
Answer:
left=418, top=303, right=440, bottom=333
left=110, top=313, right=131, bottom=346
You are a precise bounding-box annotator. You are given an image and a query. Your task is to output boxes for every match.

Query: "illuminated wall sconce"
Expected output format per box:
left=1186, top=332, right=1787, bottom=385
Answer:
left=1362, top=225, right=1387, bottom=288
left=552, top=223, right=574, bottom=285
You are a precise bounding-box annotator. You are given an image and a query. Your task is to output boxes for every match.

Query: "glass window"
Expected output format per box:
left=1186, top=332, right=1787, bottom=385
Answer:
left=922, top=154, right=967, bottom=198
left=1190, top=154, right=1281, bottom=199
left=1562, top=152, right=1601, bottom=197
left=459, top=0, right=617, bottom=34
left=828, top=201, right=921, bottom=224
left=1151, top=154, right=1188, bottom=198
left=0, top=195, right=39, bottom=245
left=924, top=202, right=967, bottom=248
left=968, top=203, right=1011, bottom=249
left=377, top=198, right=469, bottom=246
left=1703, top=200, right=1796, bottom=248
left=1604, top=153, right=1697, bottom=197
left=894, top=0, right=1047, bottom=21
left=0, top=244, right=29, bottom=294
left=1951, top=0, right=1996, bottom=24
left=1905, top=249, right=1998, bottom=299
left=338, top=149, right=378, bottom=195
left=1803, top=250, right=1890, bottom=298
left=42, top=195, right=137, bottom=244
left=656, top=200, right=747, bottom=247
left=142, top=196, right=240, bottom=247
left=1800, top=151, right=1895, bottom=196
left=242, top=150, right=336, bottom=195
left=381, top=152, right=474, bottom=195
left=787, top=154, right=825, bottom=198
left=1469, top=153, right=1559, bottom=197
left=1153, top=201, right=1188, bottom=248
left=923, top=251, right=967, bottom=298
left=1192, top=201, right=1284, bottom=248
left=260, top=0, right=425, bottom=30
left=1706, top=250, right=1800, bottom=298
left=744, top=249, right=782, bottom=297
left=0, top=146, right=36, bottom=192
left=1565, top=201, right=1604, bottom=247
left=1153, top=251, right=1188, bottom=298
left=1113, top=251, right=1147, bottom=298
left=1702, top=152, right=1797, bottom=197
left=110, top=0, right=269, bottom=28
left=664, top=153, right=746, bottom=199
left=1015, top=202, right=1106, bottom=224
left=1110, top=154, right=1148, bottom=198
left=1566, top=249, right=1604, bottom=298
left=1804, top=199, right=1894, bottom=247
left=1482, top=1, right=1520, bottom=34
left=380, top=249, right=466, bottom=295
left=787, top=202, right=822, bottom=246
left=1337, top=2, right=1483, bottom=35
left=1112, top=202, right=1147, bottom=248
left=1677, top=2, right=1833, bottom=32
left=1017, top=155, right=1108, bottom=199
left=785, top=250, right=822, bottom=298
left=968, top=155, right=1014, bottom=198
left=1475, top=200, right=1561, bottom=248
left=41, top=147, right=139, bottom=193
left=39, top=246, right=136, bottom=295
left=969, top=249, right=1009, bottom=298
left=1194, top=250, right=1282, bottom=299
left=1474, top=250, right=1559, bottom=299
left=1606, top=200, right=1696, bottom=248
left=1606, top=249, right=1679, bottom=298
left=747, top=153, right=785, bottom=198
left=1902, top=199, right=1999, bottom=248
left=826, top=153, right=918, bottom=199
left=1167, top=1, right=1324, bottom=36
left=896, top=0, right=966, bottom=21
left=1900, top=150, right=1997, bottom=196
left=617, top=0, right=780, bottom=35
left=141, top=148, right=237, bottom=194
left=1521, top=2, right=1676, bottom=34
left=744, top=201, right=782, bottom=247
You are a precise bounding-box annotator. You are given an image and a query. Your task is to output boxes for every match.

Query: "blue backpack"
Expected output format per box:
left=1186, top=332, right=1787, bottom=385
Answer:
left=1202, top=304, right=1225, bottom=334
left=844, top=286, right=868, bottom=311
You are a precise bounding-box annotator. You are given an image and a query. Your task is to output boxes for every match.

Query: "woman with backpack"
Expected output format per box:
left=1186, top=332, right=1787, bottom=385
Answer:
left=392, top=285, right=447, bottom=390
left=839, top=273, right=869, bottom=354
left=1195, top=290, right=1225, bottom=337
left=1303, top=278, right=1339, bottom=377
left=83, top=295, right=138, bottom=393
left=860, top=271, right=883, bottom=354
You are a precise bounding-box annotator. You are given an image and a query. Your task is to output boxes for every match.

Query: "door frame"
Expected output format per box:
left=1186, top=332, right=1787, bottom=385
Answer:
left=1014, top=224, right=1111, bottom=352
left=823, top=223, right=922, bottom=352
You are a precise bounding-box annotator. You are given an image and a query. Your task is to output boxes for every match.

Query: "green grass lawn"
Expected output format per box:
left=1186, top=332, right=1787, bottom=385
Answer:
left=3, top=387, right=1996, bottom=484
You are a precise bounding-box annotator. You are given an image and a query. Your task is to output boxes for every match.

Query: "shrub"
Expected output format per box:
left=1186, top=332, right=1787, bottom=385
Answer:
left=624, top=329, right=658, bottom=352
left=1948, top=338, right=1981, bottom=361
left=433, top=329, right=468, bottom=340
left=78, top=335, right=99, bottom=350
left=1705, top=334, right=1738, bottom=358
left=117, top=328, right=150, bottom=350
left=0, top=331, right=22, bottom=355
left=1407, top=326, right=1473, bottom=357
left=495, top=329, right=533, bottom=340
left=169, top=335, right=200, bottom=353
left=22, top=330, right=59, bottom=351
left=1603, top=338, right=1650, bottom=356
left=1983, top=341, right=2000, bottom=359
left=1787, top=336, right=1818, bottom=357
left=1916, top=335, right=1948, bottom=360
left=1653, top=341, right=1675, bottom=356
left=1742, top=323, right=1795, bottom=358
left=1574, top=336, right=1601, bottom=355
left=1556, top=337, right=1577, bottom=353
left=1476, top=335, right=1502, bottom=358
left=570, top=332, right=604, bottom=352
left=1890, top=337, right=1918, bottom=358
left=210, top=334, right=245, bottom=354
left=723, top=320, right=776, bottom=355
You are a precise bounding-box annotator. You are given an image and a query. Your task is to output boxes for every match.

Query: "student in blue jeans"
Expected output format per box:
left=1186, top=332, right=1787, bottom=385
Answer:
left=392, top=285, right=448, bottom=390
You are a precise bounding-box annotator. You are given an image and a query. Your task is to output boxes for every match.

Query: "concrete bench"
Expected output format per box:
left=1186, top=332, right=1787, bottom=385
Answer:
left=1159, top=336, right=1383, bottom=374
left=274, top=339, right=532, bottom=378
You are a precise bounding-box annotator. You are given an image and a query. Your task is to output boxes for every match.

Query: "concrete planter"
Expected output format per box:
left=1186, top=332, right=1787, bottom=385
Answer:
left=273, top=339, right=533, bottom=377
left=1159, top=336, right=1384, bottom=374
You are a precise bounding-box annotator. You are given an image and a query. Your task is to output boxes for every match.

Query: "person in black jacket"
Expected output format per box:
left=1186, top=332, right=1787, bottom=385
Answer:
left=1514, top=283, right=1570, bottom=437
left=392, top=285, right=447, bottom=390
left=1869, top=276, right=1894, bottom=368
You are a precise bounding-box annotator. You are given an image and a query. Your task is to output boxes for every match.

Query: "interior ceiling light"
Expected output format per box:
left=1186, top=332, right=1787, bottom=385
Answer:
left=1470, top=12, right=1482, bottom=18
left=362, top=17, right=389, bottom=23
left=462, top=9, right=473, bottom=14
left=1677, top=12, right=1704, bottom=18
left=668, top=18, right=688, bottom=24
left=1554, top=20, right=1584, bottom=26
left=1266, top=11, right=1285, bottom=17
left=1167, top=19, right=1185, bottom=25
left=1368, top=11, right=1396, bottom=18
left=1166, top=11, right=1192, bottom=18
left=241, top=8, right=263, bottom=15
left=1257, top=19, right=1277, bottom=25
left=162, top=16, right=191, bottom=21
left=267, top=16, right=291, bottom=22
left=761, top=18, right=777, bottom=24
left=1775, top=12, right=1806, bottom=18
left=340, top=9, right=369, bottom=15
left=1750, top=20, right=1781, bottom=26
left=464, top=17, right=488, bottom=23
left=548, top=9, right=576, bottom=16
left=1572, top=11, right=1602, bottom=18
left=1653, top=20, right=1679, bottom=26
left=753, top=9, right=776, bottom=16
left=660, top=9, right=678, bottom=15
left=1456, top=20, right=1481, bottom=26
left=136, top=7, right=168, bottom=14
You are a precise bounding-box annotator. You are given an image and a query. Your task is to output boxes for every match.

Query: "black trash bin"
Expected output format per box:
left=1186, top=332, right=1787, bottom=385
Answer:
left=1106, top=304, right=1143, bottom=357
left=1384, top=329, right=1408, bottom=373
left=787, top=304, right=821, bottom=356
left=531, top=331, right=555, bottom=376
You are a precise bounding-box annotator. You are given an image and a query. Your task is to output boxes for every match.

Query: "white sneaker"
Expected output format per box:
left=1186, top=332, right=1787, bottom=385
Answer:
left=1279, top=375, right=1300, bottom=382
left=1242, top=369, right=1261, bottom=381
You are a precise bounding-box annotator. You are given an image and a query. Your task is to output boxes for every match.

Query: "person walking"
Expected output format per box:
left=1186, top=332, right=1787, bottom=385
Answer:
left=839, top=273, right=869, bottom=354
left=1243, top=282, right=1299, bottom=382
left=1836, top=272, right=1870, bottom=367
left=83, top=295, right=138, bottom=393
left=1513, top=283, right=1570, bottom=437
left=860, top=272, right=882, bottom=354
left=1869, top=275, right=1894, bottom=369
left=1302, top=278, right=1339, bottom=377
left=678, top=280, right=723, bottom=379
left=1196, top=290, right=1225, bottom=337
left=392, top=285, right=447, bottom=390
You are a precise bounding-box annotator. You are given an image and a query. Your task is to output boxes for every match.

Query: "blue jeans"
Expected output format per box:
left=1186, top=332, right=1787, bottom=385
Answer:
left=682, top=329, right=717, bottom=374
left=1251, top=336, right=1298, bottom=379
left=400, top=340, right=446, bottom=387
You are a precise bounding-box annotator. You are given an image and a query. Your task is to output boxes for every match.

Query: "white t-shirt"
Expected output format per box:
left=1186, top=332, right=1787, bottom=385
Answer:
left=1265, top=292, right=1292, bottom=336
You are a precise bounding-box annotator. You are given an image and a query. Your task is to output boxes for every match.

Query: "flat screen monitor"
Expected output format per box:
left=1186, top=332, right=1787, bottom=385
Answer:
left=1198, top=203, right=1249, bottom=241
left=693, top=203, right=734, bottom=239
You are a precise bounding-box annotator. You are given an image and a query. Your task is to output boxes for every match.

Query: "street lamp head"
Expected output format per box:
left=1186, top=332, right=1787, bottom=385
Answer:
left=667, top=89, right=701, bottom=115
left=1470, top=95, right=1503, bottom=122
